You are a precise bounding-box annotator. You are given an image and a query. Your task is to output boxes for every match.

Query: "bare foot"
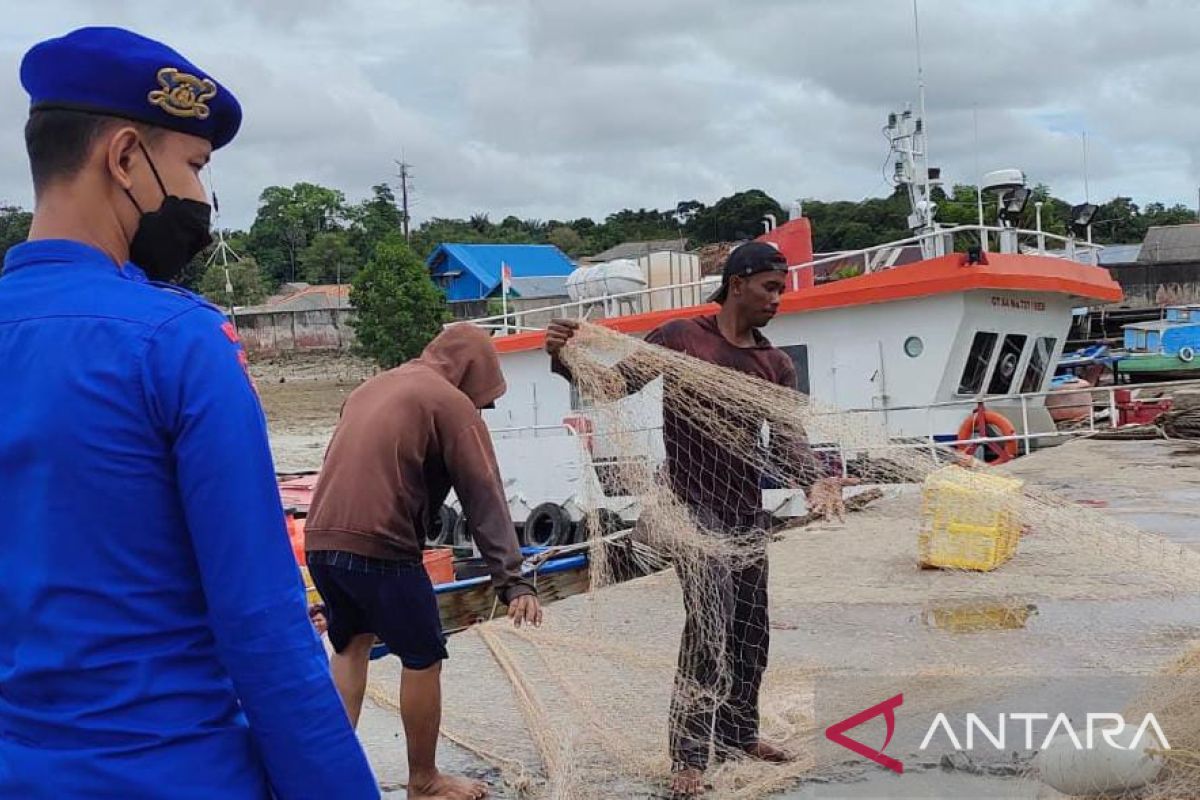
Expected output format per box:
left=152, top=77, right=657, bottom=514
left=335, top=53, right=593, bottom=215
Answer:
left=670, top=766, right=705, bottom=797
left=407, top=770, right=488, bottom=800
left=742, top=740, right=794, bottom=763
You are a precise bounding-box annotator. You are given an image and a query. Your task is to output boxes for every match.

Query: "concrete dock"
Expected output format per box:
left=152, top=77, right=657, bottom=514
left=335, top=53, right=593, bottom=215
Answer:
left=345, top=438, right=1200, bottom=798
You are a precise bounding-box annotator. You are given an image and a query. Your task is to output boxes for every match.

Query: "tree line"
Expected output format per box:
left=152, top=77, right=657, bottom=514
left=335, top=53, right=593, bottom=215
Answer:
left=3, top=182, right=1197, bottom=309
left=2, top=181, right=1196, bottom=369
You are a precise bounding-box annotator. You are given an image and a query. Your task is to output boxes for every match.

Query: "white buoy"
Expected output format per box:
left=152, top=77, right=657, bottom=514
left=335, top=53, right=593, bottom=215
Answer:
left=1036, top=727, right=1164, bottom=796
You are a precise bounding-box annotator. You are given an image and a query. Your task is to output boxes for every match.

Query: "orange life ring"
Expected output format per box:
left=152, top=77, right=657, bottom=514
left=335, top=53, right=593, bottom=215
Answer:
left=956, top=408, right=1018, bottom=464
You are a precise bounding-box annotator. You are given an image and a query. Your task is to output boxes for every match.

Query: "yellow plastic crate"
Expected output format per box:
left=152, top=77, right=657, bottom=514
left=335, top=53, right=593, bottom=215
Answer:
left=918, top=466, right=1024, bottom=571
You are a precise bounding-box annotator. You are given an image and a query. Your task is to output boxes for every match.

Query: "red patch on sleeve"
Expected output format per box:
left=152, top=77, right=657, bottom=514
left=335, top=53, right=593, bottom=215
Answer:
left=236, top=349, right=259, bottom=395
left=220, top=321, right=240, bottom=343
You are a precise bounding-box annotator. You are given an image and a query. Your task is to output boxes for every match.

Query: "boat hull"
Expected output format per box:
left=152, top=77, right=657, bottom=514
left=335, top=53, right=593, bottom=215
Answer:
left=1117, top=354, right=1200, bottom=382
left=434, top=551, right=591, bottom=634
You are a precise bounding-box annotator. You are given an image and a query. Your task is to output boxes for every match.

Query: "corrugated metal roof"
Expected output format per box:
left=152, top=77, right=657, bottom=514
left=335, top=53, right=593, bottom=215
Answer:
left=590, top=239, right=687, bottom=262
left=1097, top=244, right=1141, bottom=266
left=426, top=243, right=575, bottom=301
left=1122, top=320, right=1186, bottom=332
left=508, top=275, right=568, bottom=299
left=1139, top=224, right=1200, bottom=264
left=239, top=284, right=351, bottom=314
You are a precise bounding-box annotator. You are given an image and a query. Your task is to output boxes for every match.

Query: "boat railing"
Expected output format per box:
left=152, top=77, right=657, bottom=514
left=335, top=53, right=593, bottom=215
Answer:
left=463, top=223, right=1105, bottom=334
left=488, top=377, right=1200, bottom=475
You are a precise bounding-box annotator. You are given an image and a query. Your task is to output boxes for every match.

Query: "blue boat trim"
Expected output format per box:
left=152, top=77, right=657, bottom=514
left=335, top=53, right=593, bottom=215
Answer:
left=370, top=546, right=588, bottom=661
left=433, top=550, right=588, bottom=595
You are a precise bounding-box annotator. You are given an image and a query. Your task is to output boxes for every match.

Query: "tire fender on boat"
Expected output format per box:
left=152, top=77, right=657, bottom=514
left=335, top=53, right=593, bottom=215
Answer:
left=1179, top=346, right=1195, bottom=363
left=955, top=408, right=1019, bottom=463
left=523, top=502, right=574, bottom=547
left=426, top=505, right=459, bottom=547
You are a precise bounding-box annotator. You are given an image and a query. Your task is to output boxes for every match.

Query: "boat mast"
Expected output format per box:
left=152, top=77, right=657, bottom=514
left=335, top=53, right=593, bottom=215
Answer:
left=913, top=0, right=930, bottom=231
left=885, top=0, right=941, bottom=259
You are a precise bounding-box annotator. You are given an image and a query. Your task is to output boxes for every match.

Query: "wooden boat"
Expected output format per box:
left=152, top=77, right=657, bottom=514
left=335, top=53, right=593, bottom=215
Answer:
left=300, top=545, right=592, bottom=660
left=433, top=546, right=590, bottom=635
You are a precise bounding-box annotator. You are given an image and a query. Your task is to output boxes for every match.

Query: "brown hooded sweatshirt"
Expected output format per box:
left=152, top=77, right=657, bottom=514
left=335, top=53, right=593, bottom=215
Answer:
left=305, top=324, right=534, bottom=603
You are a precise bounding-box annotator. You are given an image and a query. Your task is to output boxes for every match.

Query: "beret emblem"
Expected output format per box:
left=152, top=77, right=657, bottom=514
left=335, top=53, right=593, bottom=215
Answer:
left=147, top=67, right=217, bottom=119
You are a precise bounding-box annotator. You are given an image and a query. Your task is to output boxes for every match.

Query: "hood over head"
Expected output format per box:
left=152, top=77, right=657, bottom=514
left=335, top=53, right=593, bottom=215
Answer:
left=417, top=323, right=506, bottom=408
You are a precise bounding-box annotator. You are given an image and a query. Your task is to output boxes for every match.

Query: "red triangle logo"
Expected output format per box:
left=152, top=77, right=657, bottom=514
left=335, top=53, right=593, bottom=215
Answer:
left=824, top=693, right=905, bottom=774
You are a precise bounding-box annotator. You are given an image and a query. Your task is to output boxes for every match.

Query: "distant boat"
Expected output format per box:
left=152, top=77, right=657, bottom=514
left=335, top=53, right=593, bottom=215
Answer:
left=1118, top=306, right=1200, bottom=382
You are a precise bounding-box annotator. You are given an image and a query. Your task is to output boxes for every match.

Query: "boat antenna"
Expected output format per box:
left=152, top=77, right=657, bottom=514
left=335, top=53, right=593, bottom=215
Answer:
left=973, top=104, right=984, bottom=228
left=1082, top=130, right=1090, bottom=204
left=913, top=0, right=930, bottom=227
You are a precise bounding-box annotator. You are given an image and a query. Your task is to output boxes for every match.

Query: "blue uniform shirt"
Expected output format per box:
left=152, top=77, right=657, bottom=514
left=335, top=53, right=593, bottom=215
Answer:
left=0, top=240, right=378, bottom=798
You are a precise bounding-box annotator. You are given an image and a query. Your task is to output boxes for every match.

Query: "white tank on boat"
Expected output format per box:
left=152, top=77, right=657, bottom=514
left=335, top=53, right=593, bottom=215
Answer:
left=566, top=260, right=646, bottom=302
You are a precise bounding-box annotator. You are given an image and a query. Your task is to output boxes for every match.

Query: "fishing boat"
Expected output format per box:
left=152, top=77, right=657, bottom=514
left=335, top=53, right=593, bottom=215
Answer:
left=1118, top=306, right=1200, bottom=382
left=459, top=108, right=1121, bottom=534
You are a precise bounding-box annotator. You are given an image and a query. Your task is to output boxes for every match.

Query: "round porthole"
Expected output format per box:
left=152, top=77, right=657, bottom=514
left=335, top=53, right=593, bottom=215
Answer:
left=904, top=336, right=924, bottom=358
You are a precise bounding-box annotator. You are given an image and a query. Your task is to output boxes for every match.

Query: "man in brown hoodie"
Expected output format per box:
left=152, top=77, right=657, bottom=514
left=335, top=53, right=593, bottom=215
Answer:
left=305, top=323, right=540, bottom=800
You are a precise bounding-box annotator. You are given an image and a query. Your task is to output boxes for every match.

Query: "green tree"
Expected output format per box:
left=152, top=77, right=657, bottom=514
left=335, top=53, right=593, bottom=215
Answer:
left=300, top=230, right=359, bottom=284
left=247, top=183, right=348, bottom=287
left=546, top=225, right=585, bottom=256
left=1143, top=202, right=1197, bottom=231
left=686, top=190, right=786, bottom=244
left=348, top=183, right=405, bottom=261
left=349, top=234, right=448, bottom=368
left=1093, top=196, right=1143, bottom=243
left=1, top=204, right=33, bottom=262
left=198, top=257, right=267, bottom=307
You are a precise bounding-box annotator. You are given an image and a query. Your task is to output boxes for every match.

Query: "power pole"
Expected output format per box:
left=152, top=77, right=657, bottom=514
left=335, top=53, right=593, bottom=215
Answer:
left=394, top=157, right=412, bottom=241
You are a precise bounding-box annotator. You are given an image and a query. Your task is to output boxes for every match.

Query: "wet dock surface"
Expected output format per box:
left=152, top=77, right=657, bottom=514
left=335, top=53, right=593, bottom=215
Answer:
left=353, top=439, right=1200, bottom=798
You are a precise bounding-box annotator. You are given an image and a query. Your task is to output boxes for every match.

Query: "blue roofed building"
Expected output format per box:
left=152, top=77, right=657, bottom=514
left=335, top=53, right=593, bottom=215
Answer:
left=426, top=243, right=575, bottom=302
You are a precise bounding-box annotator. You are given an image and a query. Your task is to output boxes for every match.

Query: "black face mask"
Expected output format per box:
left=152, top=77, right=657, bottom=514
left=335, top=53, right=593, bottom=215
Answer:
left=124, top=143, right=213, bottom=283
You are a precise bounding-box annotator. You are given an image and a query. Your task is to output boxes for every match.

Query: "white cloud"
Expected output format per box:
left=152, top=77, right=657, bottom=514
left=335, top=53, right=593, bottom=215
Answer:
left=1, top=0, right=1198, bottom=231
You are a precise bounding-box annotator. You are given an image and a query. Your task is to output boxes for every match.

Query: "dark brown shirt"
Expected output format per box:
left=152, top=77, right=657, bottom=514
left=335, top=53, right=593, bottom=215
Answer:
left=555, top=315, right=820, bottom=525
left=306, top=325, right=533, bottom=602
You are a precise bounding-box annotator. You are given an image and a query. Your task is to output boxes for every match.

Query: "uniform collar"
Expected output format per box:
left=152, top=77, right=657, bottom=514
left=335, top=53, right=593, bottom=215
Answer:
left=2, top=238, right=148, bottom=282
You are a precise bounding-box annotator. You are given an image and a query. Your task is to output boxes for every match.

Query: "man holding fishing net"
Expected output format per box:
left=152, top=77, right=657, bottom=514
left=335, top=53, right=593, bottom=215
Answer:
left=546, top=241, right=856, bottom=796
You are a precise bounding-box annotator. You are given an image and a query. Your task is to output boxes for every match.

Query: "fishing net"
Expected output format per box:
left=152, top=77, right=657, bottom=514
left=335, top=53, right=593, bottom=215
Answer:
left=367, top=322, right=1200, bottom=799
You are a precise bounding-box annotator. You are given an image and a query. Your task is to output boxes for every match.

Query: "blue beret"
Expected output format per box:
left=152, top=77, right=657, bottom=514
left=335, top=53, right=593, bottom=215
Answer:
left=20, top=27, right=241, bottom=150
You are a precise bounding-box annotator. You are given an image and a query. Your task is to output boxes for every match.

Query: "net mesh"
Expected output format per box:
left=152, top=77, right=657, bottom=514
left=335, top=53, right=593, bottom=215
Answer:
left=374, top=322, right=1200, bottom=799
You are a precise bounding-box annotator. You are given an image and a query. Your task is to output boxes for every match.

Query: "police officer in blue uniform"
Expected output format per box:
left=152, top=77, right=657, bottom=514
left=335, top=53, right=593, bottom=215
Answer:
left=0, top=28, right=380, bottom=799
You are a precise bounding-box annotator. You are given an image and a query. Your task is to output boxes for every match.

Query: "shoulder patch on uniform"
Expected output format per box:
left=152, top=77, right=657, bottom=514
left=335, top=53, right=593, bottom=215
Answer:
left=217, top=320, right=257, bottom=395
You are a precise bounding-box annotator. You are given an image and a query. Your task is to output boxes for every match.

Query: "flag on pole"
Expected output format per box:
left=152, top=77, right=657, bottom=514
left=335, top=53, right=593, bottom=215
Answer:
left=499, top=262, right=512, bottom=332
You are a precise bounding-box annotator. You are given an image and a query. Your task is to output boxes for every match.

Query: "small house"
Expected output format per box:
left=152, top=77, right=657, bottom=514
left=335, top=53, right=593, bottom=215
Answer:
left=426, top=243, right=575, bottom=303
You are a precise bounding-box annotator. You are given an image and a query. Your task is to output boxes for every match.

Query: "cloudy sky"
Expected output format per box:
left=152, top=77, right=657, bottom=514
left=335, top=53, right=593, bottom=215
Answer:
left=1, top=0, right=1198, bottom=230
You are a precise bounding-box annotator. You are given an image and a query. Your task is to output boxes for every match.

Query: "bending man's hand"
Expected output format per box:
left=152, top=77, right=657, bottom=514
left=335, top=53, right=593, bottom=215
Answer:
left=507, top=594, right=543, bottom=628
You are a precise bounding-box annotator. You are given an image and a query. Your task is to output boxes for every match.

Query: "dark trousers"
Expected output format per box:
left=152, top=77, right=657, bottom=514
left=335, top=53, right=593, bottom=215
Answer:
left=668, top=512, right=770, bottom=772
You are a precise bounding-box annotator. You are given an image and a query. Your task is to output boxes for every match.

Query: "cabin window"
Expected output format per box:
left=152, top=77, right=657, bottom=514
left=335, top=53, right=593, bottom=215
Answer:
left=957, top=331, right=998, bottom=394
left=780, top=345, right=811, bottom=395
left=986, top=334, right=1028, bottom=394
left=904, top=336, right=924, bottom=358
left=1020, top=336, right=1057, bottom=393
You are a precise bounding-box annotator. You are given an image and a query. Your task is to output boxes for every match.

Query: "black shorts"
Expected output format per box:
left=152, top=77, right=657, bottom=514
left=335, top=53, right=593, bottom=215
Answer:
left=306, top=550, right=448, bottom=670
